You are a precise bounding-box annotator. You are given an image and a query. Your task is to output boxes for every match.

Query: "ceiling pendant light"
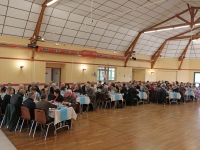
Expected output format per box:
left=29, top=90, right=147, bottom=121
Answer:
left=46, top=0, right=58, bottom=6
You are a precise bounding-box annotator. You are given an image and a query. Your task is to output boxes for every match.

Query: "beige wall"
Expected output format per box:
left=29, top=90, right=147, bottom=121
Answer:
left=133, top=69, right=145, bottom=81
left=1, top=35, right=200, bottom=84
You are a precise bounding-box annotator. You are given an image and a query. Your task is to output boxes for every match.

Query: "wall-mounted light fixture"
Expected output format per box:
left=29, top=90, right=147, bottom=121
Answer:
left=19, top=62, right=24, bottom=69
left=151, top=71, right=154, bottom=75
left=82, top=67, right=87, bottom=72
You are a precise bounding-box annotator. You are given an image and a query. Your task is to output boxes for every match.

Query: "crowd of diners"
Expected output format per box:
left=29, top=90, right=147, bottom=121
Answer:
left=0, top=80, right=200, bottom=130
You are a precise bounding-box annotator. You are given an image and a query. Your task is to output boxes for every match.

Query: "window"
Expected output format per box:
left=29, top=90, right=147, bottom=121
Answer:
left=97, top=67, right=115, bottom=83
left=194, top=72, right=200, bottom=87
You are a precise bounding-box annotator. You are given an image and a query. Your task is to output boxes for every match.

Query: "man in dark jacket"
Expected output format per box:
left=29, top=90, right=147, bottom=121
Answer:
left=23, top=92, right=36, bottom=120
left=44, top=87, right=55, bottom=101
left=10, top=89, right=25, bottom=116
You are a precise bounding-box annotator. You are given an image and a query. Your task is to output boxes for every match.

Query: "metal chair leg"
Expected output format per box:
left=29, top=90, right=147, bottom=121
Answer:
left=15, top=117, right=20, bottom=131
left=105, top=102, right=107, bottom=109
left=29, top=121, right=34, bottom=136
left=19, top=119, right=25, bottom=132
left=33, top=122, right=38, bottom=137
left=0, top=115, right=5, bottom=129
left=45, top=125, right=50, bottom=140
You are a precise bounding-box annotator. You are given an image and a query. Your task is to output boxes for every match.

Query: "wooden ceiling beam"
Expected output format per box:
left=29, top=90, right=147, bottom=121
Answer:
left=176, top=16, right=190, bottom=24
left=172, top=26, right=200, bottom=38
left=124, top=32, right=142, bottom=67
left=151, top=40, right=168, bottom=69
left=169, top=34, right=200, bottom=40
left=30, top=0, right=50, bottom=45
left=145, top=23, right=189, bottom=32
left=142, top=8, right=190, bottom=32
left=178, top=39, right=192, bottom=70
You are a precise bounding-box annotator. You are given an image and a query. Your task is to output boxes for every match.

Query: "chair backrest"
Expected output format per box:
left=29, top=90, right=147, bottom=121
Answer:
left=75, top=102, right=81, bottom=114
left=21, top=106, right=31, bottom=120
left=34, top=109, right=46, bottom=124
left=99, top=93, right=106, bottom=102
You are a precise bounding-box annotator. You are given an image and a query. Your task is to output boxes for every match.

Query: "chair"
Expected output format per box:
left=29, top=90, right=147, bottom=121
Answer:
left=33, top=109, right=54, bottom=140
left=17, top=107, right=34, bottom=135
left=99, top=93, right=111, bottom=109
left=75, top=102, right=81, bottom=126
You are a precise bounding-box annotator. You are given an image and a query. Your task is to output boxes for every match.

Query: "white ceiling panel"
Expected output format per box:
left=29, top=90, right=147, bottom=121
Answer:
left=3, top=26, right=24, bottom=36
left=7, top=7, right=29, bottom=20
left=5, top=17, right=27, bottom=28
left=49, top=17, right=66, bottom=27
left=62, top=28, right=78, bottom=37
left=51, top=9, right=70, bottom=20
left=97, top=42, right=109, bottom=49
left=0, top=5, right=7, bottom=15
left=9, top=0, right=32, bottom=11
left=73, top=38, right=87, bottom=45
left=85, top=40, right=99, bottom=47
left=59, top=36, right=74, bottom=44
left=76, top=31, right=90, bottom=39
left=0, top=16, right=5, bottom=25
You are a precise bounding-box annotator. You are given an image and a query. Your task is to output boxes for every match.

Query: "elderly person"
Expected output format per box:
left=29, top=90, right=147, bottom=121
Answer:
left=85, top=84, right=96, bottom=110
left=30, top=87, right=40, bottom=102
left=50, top=83, right=57, bottom=94
left=23, top=92, right=36, bottom=120
left=44, top=87, right=55, bottom=101
left=62, top=89, right=76, bottom=109
left=40, top=83, right=49, bottom=93
left=101, top=85, right=110, bottom=99
left=18, top=84, right=24, bottom=93
left=73, top=85, right=82, bottom=95
left=28, top=82, right=35, bottom=92
left=60, top=82, right=66, bottom=91
left=36, top=93, right=57, bottom=123
left=141, top=84, right=149, bottom=94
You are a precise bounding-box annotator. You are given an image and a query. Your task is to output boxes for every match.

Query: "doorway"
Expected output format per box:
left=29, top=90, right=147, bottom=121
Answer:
left=45, top=68, right=61, bottom=86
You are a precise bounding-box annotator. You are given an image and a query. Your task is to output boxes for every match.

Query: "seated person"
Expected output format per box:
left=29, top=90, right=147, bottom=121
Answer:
left=23, top=92, right=36, bottom=120
left=2, top=87, right=15, bottom=114
left=173, top=85, right=179, bottom=92
left=10, top=89, right=25, bottom=116
left=60, top=82, right=66, bottom=91
left=128, top=84, right=140, bottom=100
left=40, top=84, right=49, bottom=93
left=44, top=87, right=55, bottom=101
left=52, top=89, right=64, bottom=103
left=62, top=89, right=76, bottom=109
left=31, top=87, right=41, bottom=102
left=85, top=84, right=96, bottom=110
left=73, top=85, right=82, bottom=95
left=36, top=93, right=57, bottom=123
left=101, top=85, right=110, bottom=99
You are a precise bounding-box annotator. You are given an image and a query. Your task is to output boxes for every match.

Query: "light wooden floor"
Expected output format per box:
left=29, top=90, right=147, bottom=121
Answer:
left=2, top=102, right=200, bottom=150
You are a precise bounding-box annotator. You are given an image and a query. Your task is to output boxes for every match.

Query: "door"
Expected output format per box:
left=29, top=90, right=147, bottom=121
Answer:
left=52, top=68, right=61, bottom=86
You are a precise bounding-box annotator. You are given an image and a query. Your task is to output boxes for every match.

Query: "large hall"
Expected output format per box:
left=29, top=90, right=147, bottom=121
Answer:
left=1, top=0, right=200, bottom=150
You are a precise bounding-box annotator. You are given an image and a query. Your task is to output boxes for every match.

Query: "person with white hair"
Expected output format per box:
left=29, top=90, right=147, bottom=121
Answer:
left=85, top=84, right=96, bottom=110
left=62, top=89, right=76, bottom=109
left=60, top=82, right=66, bottom=91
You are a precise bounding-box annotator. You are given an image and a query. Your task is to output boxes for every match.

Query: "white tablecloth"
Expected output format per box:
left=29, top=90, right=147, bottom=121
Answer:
left=169, top=92, right=181, bottom=99
left=110, top=94, right=123, bottom=101
left=185, top=91, right=195, bottom=96
left=49, top=107, right=77, bottom=125
left=138, top=92, right=147, bottom=99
